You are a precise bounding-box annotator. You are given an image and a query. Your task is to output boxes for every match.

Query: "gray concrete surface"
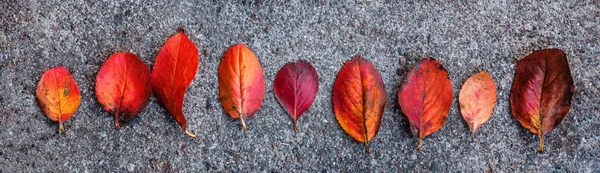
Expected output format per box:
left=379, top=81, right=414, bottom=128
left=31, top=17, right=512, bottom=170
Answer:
left=1, top=0, right=599, bottom=172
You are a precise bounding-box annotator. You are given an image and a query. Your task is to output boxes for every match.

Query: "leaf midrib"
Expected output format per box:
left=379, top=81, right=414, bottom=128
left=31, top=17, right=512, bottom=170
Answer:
left=53, top=70, right=63, bottom=121
left=357, top=59, right=369, bottom=143
left=236, top=46, right=245, bottom=116
left=117, top=54, right=129, bottom=116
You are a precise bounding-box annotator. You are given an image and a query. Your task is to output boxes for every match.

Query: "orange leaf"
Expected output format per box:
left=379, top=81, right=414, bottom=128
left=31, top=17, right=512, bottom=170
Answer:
left=151, top=28, right=199, bottom=138
left=398, top=57, right=452, bottom=151
left=459, top=71, right=496, bottom=139
left=332, top=55, right=386, bottom=154
left=218, top=43, right=265, bottom=131
left=36, top=66, right=81, bottom=133
left=510, top=49, right=574, bottom=152
left=96, top=52, right=152, bottom=129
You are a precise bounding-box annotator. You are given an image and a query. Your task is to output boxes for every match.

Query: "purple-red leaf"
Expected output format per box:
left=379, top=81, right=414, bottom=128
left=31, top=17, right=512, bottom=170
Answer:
left=273, top=60, right=319, bottom=132
left=510, top=48, right=575, bottom=152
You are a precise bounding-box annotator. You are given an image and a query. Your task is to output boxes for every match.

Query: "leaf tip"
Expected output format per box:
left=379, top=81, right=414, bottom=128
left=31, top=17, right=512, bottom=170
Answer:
left=235, top=42, right=245, bottom=48
left=177, top=26, right=185, bottom=33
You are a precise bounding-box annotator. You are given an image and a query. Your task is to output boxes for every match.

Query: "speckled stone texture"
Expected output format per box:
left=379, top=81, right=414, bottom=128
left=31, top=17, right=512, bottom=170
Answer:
left=1, top=1, right=599, bottom=172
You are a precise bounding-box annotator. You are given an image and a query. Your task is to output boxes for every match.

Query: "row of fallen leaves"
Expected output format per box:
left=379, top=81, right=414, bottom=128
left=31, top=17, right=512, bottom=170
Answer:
left=35, top=28, right=574, bottom=153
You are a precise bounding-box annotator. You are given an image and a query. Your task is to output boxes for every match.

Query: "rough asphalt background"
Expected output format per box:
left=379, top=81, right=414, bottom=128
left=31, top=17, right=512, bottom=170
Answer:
left=1, top=0, right=599, bottom=172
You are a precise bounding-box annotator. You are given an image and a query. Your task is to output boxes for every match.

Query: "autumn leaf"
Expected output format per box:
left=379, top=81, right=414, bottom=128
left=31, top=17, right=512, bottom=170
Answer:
left=96, top=52, right=152, bottom=129
left=36, top=66, right=81, bottom=133
left=332, top=55, right=386, bottom=154
left=151, top=28, right=199, bottom=138
left=510, top=49, right=575, bottom=152
left=398, top=57, right=452, bottom=151
left=459, top=71, right=496, bottom=139
left=218, top=43, right=265, bottom=131
left=273, top=60, right=319, bottom=132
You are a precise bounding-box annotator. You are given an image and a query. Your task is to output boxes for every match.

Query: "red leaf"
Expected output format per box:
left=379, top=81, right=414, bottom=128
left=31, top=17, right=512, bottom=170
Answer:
left=151, top=28, right=199, bottom=138
left=510, top=49, right=575, bottom=152
left=273, top=60, right=319, bottom=132
left=96, top=52, right=152, bottom=129
left=218, top=43, right=265, bottom=131
left=36, top=66, right=81, bottom=133
left=398, top=57, right=452, bottom=151
left=332, top=55, right=387, bottom=153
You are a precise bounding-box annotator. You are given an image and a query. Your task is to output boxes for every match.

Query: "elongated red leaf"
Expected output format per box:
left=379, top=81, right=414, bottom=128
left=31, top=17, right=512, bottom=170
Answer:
left=96, top=52, right=152, bottom=129
left=273, top=60, right=319, bottom=132
left=36, top=66, right=81, bottom=133
left=332, top=55, right=386, bottom=154
left=151, top=28, right=199, bottom=138
left=398, top=57, right=452, bottom=151
left=218, top=43, right=265, bottom=131
left=459, top=71, right=496, bottom=139
left=510, top=49, right=574, bottom=152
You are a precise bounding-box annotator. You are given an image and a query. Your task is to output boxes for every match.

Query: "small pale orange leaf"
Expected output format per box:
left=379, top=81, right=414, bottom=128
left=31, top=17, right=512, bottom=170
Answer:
left=459, top=71, right=497, bottom=139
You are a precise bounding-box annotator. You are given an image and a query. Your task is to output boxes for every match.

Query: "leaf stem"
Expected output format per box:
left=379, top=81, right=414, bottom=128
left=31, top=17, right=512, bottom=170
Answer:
left=538, top=134, right=544, bottom=153
left=417, top=138, right=423, bottom=152
left=185, top=129, right=197, bottom=139
left=240, top=115, right=247, bottom=131
left=115, top=112, right=121, bottom=130
left=472, top=131, right=475, bottom=140
left=365, top=140, right=370, bottom=154
left=293, top=120, right=298, bottom=132
left=58, top=120, right=64, bottom=134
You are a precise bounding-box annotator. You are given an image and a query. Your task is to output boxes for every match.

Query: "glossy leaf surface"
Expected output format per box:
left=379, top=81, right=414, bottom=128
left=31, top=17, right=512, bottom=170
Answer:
left=510, top=49, right=574, bottom=152
left=36, top=66, right=81, bottom=133
left=151, top=29, right=199, bottom=138
left=96, top=52, right=152, bottom=129
left=218, top=43, right=265, bottom=131
left=332, top=55, right=386, bottom=154
left=273, top=60, right=319, bottom=132
left=398, top=57, right=452, bottom=151
left=459, top=71, right=496, bottom=139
